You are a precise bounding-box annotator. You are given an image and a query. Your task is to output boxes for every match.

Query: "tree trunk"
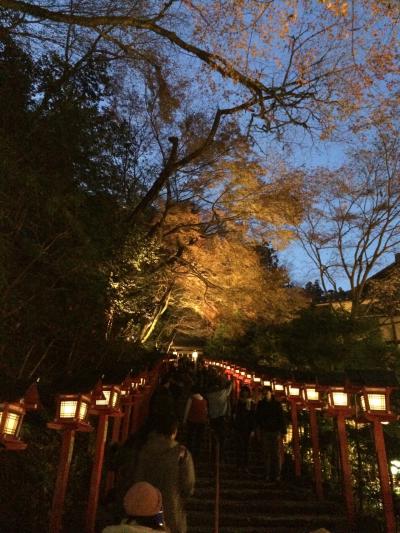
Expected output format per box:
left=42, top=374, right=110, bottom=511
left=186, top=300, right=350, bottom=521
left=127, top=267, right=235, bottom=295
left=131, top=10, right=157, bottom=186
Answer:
left=138, top=286, right=173, bottom=344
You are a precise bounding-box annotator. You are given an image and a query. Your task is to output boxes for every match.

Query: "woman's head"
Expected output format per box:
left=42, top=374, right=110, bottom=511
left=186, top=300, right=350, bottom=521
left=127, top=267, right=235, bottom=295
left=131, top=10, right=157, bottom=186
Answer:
left=154, top=413, right=179, bottom=439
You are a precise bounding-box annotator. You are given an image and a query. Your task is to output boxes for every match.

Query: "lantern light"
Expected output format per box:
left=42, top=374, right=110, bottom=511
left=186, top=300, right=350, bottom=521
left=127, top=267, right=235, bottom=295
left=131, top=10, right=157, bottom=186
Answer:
left=92, top=384, right=121, bottom=413
left=325, top=386, right=352, bottom=411
left=283, top=425, right=293, bottom=444
left=0, top=402, right=26, bottom=449
left=55, top=394, right=92, bottom=424
left=240, top=370, right=246, bottom=376
left=391, top=460, right=400, bottom=476
left=246, top=373, right=252, bottom=379
left=262, top=379, right=271, bottom=387
left=359, top=385, right=396, bottom=422
left=331, top=391, right=348, bottom=407
left=286, top=384, right=301, bottom=398
left=364, top=393, right=387, bottom=412
left=253, top=376, right=261, bottom=383
left=120, top=375, right=133, bottom=397
left=303, top=387, right=320, bottom=402
left=192, top=350, right=198, bottom=363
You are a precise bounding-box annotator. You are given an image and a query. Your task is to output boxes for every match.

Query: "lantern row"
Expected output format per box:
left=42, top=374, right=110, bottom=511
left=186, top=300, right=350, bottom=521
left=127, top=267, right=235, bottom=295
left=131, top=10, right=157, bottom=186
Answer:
left=204, top=360, right=396, bottom=420
left=0, top=374, right=149, bottom=451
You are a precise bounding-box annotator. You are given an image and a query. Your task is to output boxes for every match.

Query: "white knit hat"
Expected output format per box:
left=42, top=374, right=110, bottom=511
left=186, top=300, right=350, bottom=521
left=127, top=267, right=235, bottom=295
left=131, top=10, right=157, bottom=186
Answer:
left=123, top=482, right=163, bottom=517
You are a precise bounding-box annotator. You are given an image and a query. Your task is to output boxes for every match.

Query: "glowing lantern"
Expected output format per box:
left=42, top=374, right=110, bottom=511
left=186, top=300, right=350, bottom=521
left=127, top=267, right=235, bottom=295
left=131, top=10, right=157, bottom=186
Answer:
left=360, top=387, right=393, bottom=418
left=302, top=386, right=321, bottom=404
left=327, top=387, right=351, bottom=411
left=285, top=382, right=302, bottom=400
left=0, top=402, right=26, bottom=450
left=120, top=375, right=134, bottom=397
left=51, top=393, right=92, bottom=428
left=272, top=379, right=285, bottom=399
left=90, top=378, right=122, bottom=413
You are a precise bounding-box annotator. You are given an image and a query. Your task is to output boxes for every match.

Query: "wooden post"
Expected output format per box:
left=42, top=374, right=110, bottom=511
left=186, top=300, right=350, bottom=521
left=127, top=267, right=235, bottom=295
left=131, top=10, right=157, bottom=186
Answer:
left=104, top=415, right=122, bottom=496
left=214, top=439, right=220, bottom=533
left=372, top=420, right=396, bottom=533
left=309, top=407, right=323, bottom=500
left=49, top=429, right=76, bottom=533
left=336, top=413, right=355, bottom=528
left=121, top=402, right=132, bottom=443
left=290, top=399, right=301, bottom=477
left=85, top=414, right=109, bottom=533
left=129, top=393, right=142, bottom=436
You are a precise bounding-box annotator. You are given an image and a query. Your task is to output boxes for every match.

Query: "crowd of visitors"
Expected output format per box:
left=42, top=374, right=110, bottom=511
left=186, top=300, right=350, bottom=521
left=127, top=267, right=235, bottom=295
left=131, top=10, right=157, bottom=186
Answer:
left=103, top=356, right=288, bottom=533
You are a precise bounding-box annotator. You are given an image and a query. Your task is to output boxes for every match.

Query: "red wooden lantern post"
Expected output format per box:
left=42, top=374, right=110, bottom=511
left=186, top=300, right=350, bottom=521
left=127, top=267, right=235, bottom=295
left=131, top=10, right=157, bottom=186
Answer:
left=129, top=381, right=145, bottom=436
left=285, top=381, right=302, bottom=478
left=272, top=377, right=286, bottom=401
left=271, top=377, right=287, bottom=468
left=48, top=394, right=93, bottom=533
left=302, top=383, right=324, bottom=500
left=86, top=382, right=122, bottom=533
left=138, top=375, right=152, bottom=427
left=360, top=386, right=397, bottom=533
left=120, top=379, right=139, bottom=443
left=252, top=375, right=262, bottom=398
left=230, top=367, right=239, bottom=399
left=103, top=374, right=136, bottom=495
left=325, top=385, right=355, bottom=528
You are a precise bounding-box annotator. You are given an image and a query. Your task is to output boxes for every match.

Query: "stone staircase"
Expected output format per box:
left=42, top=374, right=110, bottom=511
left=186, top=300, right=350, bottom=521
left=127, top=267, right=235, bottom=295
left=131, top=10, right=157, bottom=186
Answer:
left=186, top=433, right=349, bottom=533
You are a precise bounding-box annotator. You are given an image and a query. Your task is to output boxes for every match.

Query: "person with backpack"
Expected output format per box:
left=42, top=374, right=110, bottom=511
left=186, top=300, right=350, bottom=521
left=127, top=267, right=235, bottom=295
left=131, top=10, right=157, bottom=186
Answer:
left=134, top=414, right=195, bottom=533
left=183, top=384, right=208, bottom=460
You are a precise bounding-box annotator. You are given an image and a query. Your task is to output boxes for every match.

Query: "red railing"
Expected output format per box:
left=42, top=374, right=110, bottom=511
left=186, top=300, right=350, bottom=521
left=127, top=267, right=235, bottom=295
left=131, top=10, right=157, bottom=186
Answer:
left=214, top=438, right=220, bottom=533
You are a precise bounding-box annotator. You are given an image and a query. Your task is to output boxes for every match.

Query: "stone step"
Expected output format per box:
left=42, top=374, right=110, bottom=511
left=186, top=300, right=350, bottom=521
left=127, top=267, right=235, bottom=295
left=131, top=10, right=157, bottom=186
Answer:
left=187, top=496, right=341, bottom=514
left=195, top=479, right=315, bottom=501
left=188, top=527, right=344, bottom=533
left=187, top=510, right=348, bottom=529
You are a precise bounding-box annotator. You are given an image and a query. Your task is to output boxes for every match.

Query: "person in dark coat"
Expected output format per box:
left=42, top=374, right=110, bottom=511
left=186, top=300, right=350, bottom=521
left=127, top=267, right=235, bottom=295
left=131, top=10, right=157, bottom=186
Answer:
left=134, top=414, right=195, bottom=533
left=149, top=376, right=177, bottom=419
left=206, top=375, right=232, bottom=461
left=233, top=385, right=255, bottom=472
left=255, top=386, right=286, bottom=482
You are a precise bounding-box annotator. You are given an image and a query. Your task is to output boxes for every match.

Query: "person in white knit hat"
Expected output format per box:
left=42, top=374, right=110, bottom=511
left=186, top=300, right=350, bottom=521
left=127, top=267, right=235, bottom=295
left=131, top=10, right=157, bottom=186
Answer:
left=103, top=481, right=166, bottom=532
